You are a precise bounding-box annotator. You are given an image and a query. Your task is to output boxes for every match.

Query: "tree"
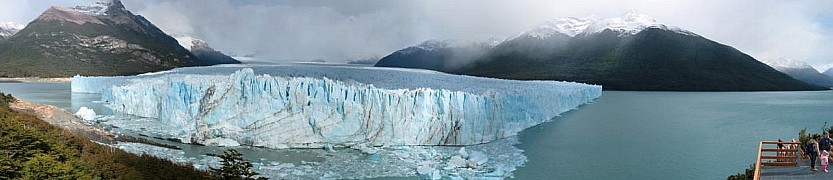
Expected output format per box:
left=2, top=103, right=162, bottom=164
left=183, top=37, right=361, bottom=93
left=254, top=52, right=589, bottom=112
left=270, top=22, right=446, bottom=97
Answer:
left=21, top=153, right=81, bottom=179
left=210, top=149, right=267, bottom=180
left=726, top=164, right=754, bottom=180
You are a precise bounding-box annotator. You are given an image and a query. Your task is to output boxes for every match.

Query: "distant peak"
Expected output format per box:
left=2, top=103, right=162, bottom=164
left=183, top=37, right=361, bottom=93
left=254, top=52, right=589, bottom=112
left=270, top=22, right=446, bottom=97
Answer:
left=762, top=58, right=815, bottom=70
left=0, top=21, right=24, bottom=30
left=622, top=10, right=654, bottom=21
left=0, top=21, right=24, bottom=38
left=175, top=36, right=200, bottom=50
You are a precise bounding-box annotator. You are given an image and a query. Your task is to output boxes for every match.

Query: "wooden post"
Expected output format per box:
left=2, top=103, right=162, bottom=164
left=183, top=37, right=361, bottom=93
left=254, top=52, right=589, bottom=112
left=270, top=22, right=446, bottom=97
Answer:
left=754, top=141, right=763, bottom=180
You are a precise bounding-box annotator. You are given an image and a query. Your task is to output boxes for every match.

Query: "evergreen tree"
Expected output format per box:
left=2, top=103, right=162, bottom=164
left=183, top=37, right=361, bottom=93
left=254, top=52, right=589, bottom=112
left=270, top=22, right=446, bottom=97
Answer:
left=210, top=149, right=267, bottom=180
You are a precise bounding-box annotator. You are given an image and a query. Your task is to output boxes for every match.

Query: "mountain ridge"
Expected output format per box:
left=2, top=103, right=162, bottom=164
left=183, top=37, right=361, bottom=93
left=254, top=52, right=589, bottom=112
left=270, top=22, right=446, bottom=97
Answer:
left=0, top=0, right=236, bottom=77
left=376, top=12, right=824, bottom=91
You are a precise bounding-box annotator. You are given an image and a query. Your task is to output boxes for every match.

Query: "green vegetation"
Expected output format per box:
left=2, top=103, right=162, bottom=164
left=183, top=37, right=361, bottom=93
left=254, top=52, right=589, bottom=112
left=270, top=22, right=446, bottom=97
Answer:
left=797, top=123, right=833, bottom=150
left=211, top=149, right=267, bottom=180
left=0, top=7, right=196, bottom=77
left=726, top=164, right=754, bottom=180
left=0, top=91, right=214, bottom=179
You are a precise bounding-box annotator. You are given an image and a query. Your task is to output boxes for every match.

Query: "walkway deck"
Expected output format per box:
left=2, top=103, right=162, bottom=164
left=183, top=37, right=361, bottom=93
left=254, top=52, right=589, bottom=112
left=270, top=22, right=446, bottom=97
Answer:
left=754, top=141, right=833, bottom=179
left=759, top=158, right=833, bottom=179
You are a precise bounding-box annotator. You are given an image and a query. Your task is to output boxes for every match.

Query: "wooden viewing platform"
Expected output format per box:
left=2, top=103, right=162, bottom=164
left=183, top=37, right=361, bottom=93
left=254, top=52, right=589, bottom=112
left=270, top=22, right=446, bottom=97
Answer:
left=755, top=141, right=833, bottom=180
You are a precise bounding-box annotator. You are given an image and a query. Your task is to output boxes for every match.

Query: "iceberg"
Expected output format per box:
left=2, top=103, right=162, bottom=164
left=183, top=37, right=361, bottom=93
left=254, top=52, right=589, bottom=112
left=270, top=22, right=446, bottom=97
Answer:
left=74, top=106, right=96, bottom=121
left=73, top=65, right=601, bottom=148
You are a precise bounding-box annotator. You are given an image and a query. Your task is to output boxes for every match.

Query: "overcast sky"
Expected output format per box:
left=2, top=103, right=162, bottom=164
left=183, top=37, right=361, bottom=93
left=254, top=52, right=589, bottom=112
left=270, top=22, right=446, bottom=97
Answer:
left=1, top=0, right=832, bottom=70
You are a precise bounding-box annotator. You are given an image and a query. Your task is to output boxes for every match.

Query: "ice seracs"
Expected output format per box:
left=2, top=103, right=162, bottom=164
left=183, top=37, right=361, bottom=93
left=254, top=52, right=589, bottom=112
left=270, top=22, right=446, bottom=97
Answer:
left=73, top=65, right=602, bottom=149
left=521, top=10, right=697, bottom=38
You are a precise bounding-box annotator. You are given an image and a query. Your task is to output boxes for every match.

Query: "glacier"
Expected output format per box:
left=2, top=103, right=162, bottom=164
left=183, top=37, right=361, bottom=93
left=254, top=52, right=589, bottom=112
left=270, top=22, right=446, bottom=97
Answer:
left=72, top=65, right=602, bottom=149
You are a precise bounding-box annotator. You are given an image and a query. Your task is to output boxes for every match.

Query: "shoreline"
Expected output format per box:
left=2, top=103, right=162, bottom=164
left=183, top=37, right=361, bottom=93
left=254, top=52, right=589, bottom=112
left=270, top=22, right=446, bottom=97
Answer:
left=0, top=77, right=72, bottom=83
left=9, top=99, right=178, bottom=149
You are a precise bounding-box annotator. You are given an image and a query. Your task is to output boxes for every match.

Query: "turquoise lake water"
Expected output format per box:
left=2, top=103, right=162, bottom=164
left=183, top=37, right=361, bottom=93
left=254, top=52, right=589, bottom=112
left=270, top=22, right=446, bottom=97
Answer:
left=1, top=82, right=831, bottom=179
left=515, top=91, right=833, bottom=179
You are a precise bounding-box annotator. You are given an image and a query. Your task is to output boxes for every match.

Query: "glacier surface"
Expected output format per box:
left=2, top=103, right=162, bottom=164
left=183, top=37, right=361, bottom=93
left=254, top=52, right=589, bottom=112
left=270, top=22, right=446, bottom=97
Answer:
left=73, top=65, right=601, bottom=148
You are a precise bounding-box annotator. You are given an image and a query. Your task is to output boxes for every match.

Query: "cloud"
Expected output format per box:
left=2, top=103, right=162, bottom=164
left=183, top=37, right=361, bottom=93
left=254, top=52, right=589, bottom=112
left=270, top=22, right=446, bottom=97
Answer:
left=0, top=0, right=831, bottom=69
left=0, top=0, right=96, bottom=24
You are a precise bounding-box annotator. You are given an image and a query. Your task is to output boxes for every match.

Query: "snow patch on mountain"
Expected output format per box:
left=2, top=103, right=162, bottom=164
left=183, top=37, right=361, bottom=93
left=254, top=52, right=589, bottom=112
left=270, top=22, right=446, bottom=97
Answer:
left=762, top=58, right=816, bottom=71
left=521, top=10, right=697, bottom=38
left=73, top=0, right=117, bottom=16
left=523, top=17, right=594, bottom=38
left=174, top=36, right=199, bottom=51
left=0, top=21, right=24, bottom=38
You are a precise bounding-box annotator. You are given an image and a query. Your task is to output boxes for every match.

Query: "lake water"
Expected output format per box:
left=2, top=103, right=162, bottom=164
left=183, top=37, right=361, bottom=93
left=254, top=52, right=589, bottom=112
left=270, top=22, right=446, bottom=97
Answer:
left=0, top=82, right=109, bottom=114
left=1, top=82, right=831, bottom=179
left=515, top=91, right=833, bottom=179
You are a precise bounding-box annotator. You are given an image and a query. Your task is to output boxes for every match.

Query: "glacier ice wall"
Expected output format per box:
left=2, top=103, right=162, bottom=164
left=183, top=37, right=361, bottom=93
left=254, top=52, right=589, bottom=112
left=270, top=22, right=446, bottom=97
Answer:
left=74, top=66, right=601, bottom=148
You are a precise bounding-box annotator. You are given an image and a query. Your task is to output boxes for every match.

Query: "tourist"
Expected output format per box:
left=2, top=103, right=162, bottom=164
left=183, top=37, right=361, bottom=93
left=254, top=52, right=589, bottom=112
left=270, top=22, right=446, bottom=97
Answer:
left=823, top=132, right=833, bottom=172
left=808, top=135, right=821, bottom=172
left=822, top=149, right=829, bottom=173
left=823, top=133, right=833, bottom=158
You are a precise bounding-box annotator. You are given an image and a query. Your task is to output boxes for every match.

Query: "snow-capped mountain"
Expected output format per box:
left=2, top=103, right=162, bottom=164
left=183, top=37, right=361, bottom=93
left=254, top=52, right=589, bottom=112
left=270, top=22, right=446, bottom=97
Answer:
left=0, top=21, right=24, bottom=40
left=519, top=11, right=696, bottom=39
left=825, top=68, right=833, bottom=78
left=763, top=58, right=833, bottom=88
left=377, top=11, right=824, bottom=91
left=762, top=58, right=816, bottom=71
left=0, top=0, right=205, bottom=77
left=174, top=36, right=241, bottom=65
left=523, top=17, right=593, bottom=38
left=174, top=36, right=199, bottom=51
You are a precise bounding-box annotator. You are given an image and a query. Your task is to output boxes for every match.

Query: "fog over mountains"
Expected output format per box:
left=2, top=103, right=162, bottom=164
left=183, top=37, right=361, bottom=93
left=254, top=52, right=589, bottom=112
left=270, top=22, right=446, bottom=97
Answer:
left=376, top=12, right=825, bottom=91
left=2, top=0, right=827, bottom=69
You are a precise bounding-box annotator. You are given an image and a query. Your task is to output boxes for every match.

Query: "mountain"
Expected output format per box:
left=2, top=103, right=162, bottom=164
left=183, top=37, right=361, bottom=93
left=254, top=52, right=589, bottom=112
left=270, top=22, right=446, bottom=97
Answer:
left=0, top=0, right=202, bottom=77
left=175, top=36, right=240, bottom=65
left=346, top=56, right=381, bottom=65
left=376, top=11, right=824, bottom=91
left=0, top=21, right=24, bottom=42
left=763, top=58, right=833, bottom=88
left=374, top=39, right=500, bottom=72
left=825, top=68, right=833, bottom=78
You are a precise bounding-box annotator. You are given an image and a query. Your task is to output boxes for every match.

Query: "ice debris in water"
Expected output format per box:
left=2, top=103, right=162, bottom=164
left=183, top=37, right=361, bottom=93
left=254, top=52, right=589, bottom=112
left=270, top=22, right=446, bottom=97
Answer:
left=106, top=131, right=527, bottom=179
left=75, top=107, right=96, bottom=121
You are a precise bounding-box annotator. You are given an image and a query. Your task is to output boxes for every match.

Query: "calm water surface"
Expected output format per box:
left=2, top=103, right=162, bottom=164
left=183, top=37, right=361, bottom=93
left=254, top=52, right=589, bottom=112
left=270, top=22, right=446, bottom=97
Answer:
left=515, top=91, right=833, bottom=179
left=2, top=83, right=831, bottom=179
left=0, top=82, right=107, bottom=113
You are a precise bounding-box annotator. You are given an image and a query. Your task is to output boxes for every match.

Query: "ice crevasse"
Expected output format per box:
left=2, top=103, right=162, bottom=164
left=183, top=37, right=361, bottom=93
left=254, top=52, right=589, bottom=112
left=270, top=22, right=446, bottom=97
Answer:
left=74, top=67, right=602, bottom=148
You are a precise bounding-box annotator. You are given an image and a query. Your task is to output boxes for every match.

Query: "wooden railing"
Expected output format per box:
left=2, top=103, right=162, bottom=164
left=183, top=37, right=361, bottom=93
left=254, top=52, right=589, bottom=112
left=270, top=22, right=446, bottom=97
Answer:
left=754, top=141, right=801, bottom=180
